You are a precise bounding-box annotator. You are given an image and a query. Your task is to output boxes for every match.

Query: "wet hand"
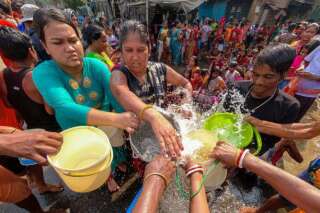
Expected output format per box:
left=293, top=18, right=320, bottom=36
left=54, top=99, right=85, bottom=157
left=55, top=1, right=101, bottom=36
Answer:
left=209, top=141, right=239, bottom=168
left=115, top=112, right=139, bottom=134
left=144, top=155, right=176, bottom=186
left=150, top=113, right=183, bottom=158
left=2, top=131, right=63, bottom=165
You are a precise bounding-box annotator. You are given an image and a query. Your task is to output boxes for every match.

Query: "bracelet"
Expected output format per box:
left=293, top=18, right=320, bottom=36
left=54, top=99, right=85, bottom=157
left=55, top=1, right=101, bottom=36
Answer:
left=186, top=168, right=204, bottom=177
left=238, top=149, right=250, bottom=168
left=139, top=104, right=153, bottom=120
left=186, top=165, right=202, bottom=172
left=236, top=149, right=244, bottom=167
left=144, top=172, right=168, bottom=188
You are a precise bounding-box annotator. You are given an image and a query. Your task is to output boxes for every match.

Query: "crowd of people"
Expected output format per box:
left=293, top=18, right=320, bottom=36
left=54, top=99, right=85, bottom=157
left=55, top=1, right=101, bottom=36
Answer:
left=0, top=0, right=320, bottom=212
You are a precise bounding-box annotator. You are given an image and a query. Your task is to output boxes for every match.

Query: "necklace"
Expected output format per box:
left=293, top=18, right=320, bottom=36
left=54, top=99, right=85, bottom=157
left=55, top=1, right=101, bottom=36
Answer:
left=244, top=87, right=278, bottom=114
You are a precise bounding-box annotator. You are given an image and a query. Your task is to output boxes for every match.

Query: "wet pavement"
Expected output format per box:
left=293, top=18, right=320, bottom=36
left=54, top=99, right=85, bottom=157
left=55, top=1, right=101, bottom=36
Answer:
left=0, top=167, right=141, bottom=213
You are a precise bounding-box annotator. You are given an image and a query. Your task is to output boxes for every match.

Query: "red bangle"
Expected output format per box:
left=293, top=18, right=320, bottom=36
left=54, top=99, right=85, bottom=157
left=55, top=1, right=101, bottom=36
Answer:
left=236, top=149, right=244, bottom=167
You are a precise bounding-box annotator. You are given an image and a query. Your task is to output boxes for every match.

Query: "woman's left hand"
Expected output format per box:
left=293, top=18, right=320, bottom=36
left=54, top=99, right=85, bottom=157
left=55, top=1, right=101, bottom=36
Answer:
left=150, top=113, right=183, bottom=158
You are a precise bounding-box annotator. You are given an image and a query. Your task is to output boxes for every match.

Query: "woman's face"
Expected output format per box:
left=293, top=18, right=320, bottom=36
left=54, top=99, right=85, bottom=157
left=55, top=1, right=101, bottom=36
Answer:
left=121, top=32, right=149, bottom=75
left=43, top=21, right=83, bottom=68
left=93, top=31, right=107, bottom=53
left=301, top=26, right=318, bottom=43
left=71, top=15, right=78, bottom=27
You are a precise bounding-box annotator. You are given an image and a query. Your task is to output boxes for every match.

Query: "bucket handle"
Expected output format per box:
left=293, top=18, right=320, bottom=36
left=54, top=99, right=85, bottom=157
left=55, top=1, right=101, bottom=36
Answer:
left=61, top=162, right=110, bottom=177
left=252, top=126, right=262, bottom=155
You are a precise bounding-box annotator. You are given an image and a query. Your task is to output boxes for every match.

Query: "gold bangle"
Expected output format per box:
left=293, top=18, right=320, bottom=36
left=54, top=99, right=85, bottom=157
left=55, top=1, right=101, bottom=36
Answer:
left=144, top=172, right=168, bottom=188
left=139, top=104, right=153, bottom=120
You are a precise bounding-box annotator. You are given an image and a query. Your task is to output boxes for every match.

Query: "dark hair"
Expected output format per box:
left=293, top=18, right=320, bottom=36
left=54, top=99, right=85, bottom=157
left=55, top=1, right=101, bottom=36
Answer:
left=305, top=37, right=320, bottom=54
left=209, top=66, right=221, bottom=77
left=83, top=24, right=104, bottom=45
left=0, top=26, right=32, bottom=61
left=119, top=20, right=149, bottom=49
left=288, top=23, right=297, bottom=32
left=191, top=55, right=198, bottom=66
left=33, top=8, right=79, bottom=42
left=255, top=44, right=296, bottom=76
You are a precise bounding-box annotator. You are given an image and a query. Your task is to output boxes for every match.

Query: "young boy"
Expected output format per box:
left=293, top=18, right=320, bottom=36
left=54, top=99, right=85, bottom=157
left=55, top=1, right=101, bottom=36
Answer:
left=0, top=27, right=63, bottom=194
left=236, top=44, right=301, bottom=156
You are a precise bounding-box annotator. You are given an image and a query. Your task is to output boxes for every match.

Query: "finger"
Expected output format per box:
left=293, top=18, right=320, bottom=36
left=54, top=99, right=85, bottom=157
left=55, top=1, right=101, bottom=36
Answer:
left=125, top=127, right=135, bottom=134
left=175, top=133, right=184, bottom=150
left=170, top=135, right=181, bottom=157
left=165, top=135, right=176, bottom=158
left=29, top=154, right=48, bottom=165
left=38, top=137, right=63, bottom=148
left=156, top=133, right=167, bottom=155
left=44, top=132, right=63, bottom=141
left=36, top=145, right=60, bottom=155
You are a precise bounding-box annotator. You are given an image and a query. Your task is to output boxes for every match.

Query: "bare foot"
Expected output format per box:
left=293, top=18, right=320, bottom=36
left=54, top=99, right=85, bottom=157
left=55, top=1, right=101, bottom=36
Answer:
left=107, top=177, right=120, bottom=193
left=239, top=207, right=258, bottom=213
left=38, top=184, right=64, bottom=194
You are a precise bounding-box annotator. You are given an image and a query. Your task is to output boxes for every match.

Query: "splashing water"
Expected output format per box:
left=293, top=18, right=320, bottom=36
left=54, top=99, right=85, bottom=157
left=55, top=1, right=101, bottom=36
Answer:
left=155, top=87, right=265, bottom=213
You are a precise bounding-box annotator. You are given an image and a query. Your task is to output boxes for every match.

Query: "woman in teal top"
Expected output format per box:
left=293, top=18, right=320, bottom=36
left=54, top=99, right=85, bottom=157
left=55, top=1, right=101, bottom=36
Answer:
left=32, top=8, right=139, bottom=192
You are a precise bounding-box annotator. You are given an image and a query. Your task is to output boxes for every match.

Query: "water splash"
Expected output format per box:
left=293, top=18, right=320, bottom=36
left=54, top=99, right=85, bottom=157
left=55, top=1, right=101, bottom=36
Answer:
left=156, top=86, right=265, bottom=212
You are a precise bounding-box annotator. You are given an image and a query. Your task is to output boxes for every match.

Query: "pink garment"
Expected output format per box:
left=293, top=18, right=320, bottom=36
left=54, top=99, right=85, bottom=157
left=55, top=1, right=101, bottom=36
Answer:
left=288, top=55, right=304, bottom=77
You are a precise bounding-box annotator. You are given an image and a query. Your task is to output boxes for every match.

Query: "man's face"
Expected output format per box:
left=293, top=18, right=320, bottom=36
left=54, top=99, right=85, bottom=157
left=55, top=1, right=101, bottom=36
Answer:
left=252, top=64, right=281, bottom=96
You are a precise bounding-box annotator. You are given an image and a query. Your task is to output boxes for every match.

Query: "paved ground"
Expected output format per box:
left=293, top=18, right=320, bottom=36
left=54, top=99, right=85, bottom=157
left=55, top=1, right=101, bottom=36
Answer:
left=0, top=167, right=141, bottom=213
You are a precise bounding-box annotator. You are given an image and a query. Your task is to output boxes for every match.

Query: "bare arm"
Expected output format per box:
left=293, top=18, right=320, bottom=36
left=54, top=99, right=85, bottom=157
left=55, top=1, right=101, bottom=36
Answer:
left=212, top=142, right=320, bottom=212
left=244, top=154, right=320, bottom=212
left=189, top=173, right=210, bottom=213
left=246, top=116, right=320, bottom=139
left=110, top=71, right=183, bottom=157
left=110, top=70, right=158, bottom=122
left=166, top=65, right=193, bottom=95
left=133, top=176, right=165, bottom=213
left=23, top=72, right=54, bottom=115
left=133, top=155, right=175, bottom=213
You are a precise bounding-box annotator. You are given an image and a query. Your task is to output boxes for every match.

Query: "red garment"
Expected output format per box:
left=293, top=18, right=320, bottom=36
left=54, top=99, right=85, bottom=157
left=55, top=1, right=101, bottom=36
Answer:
left=231, top=27, right=241, bottom=42
left=0, top=19, right=17, bottom=28
left=0, top=99, right=20, bottom=128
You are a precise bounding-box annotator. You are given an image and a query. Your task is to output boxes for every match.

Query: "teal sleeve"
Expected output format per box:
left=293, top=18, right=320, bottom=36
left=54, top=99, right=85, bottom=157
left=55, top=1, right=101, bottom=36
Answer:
left=92, top=59, right=125, bottom=113
left=32, top=62, right=91, bottom=128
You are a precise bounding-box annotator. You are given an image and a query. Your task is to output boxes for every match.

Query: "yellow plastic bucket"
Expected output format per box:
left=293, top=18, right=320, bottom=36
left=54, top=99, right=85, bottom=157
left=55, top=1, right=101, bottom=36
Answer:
left=48, top=126, right=113, bottom=193
left=183, top=129, right=227, bottom=189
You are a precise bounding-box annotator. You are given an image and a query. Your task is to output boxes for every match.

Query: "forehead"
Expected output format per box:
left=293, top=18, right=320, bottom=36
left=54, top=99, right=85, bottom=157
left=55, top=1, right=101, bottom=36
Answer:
left=122, top=32, right=147, bottom=47
left=253, top=64, right=277, bottom=75
left=44, top=21, right=77, bottom=39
